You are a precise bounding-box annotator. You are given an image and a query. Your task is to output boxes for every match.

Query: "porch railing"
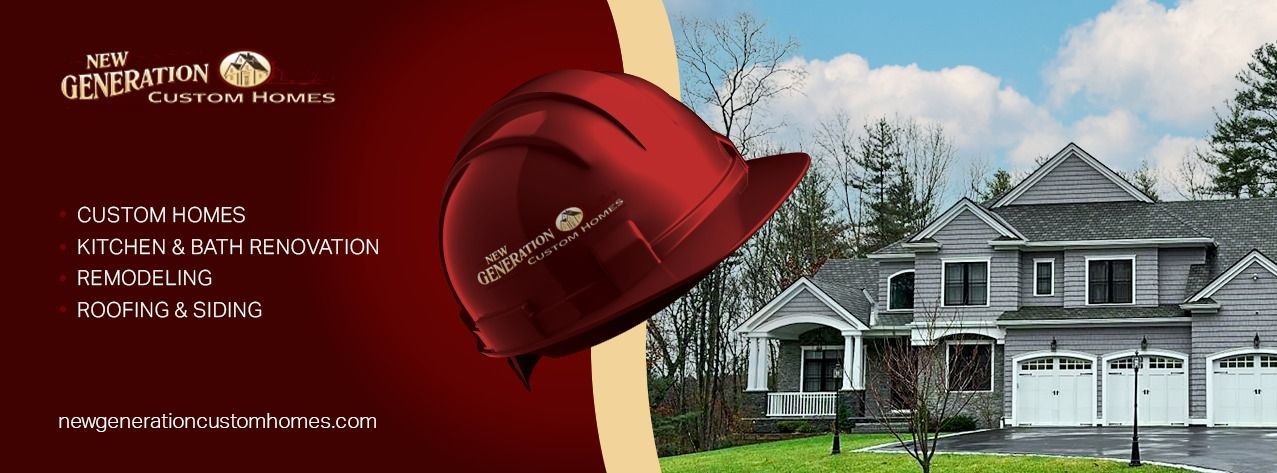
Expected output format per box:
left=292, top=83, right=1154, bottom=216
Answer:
left=766, top=392, right=838, bottom=417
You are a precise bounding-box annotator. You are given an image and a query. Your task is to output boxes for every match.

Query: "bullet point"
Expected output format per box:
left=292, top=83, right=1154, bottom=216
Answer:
left=58, top=273, right=67, bottom=283
left=58, top=305, right=66, bottom=313
left=58, top=243, right=67, bottom=252
left=58, top=209, right=67, bottom=219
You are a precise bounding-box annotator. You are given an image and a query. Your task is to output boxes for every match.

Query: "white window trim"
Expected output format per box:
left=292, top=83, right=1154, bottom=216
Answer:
left=798, top=345, right=844, bottom=393
left=1083, top=255, right=1136, bottom=306
left=1032, top=258, right=1055, bottom=297
left=944, top=339, right=995, bottom=393
left=886, top=269, right=916, bottom=312
left=940, top=258, right=992, bottom=308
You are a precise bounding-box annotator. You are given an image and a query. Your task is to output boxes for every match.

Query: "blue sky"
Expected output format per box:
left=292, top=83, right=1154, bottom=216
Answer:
left=663, top=0, right=1277, bottom=198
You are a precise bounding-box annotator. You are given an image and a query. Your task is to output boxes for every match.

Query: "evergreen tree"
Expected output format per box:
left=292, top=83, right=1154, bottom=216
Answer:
left=1125, top=160, right=1160, bottom=202
left=1201, top=42, right=1277, bottom=197
left=853, top=119, right=904, bottom=251
left=976, top=169, right=1014, bottom=202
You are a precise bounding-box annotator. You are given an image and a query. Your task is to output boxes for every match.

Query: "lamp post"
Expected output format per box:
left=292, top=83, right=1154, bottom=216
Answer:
left=1129, top=349, right=1143, bottom=467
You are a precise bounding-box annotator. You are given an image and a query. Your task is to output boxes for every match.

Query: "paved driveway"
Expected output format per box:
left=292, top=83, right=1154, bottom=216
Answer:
left=887, top=427, right=1277, bottom=473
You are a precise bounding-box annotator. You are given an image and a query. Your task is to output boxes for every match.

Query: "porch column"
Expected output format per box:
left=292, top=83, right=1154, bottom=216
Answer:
left=849, top=334, right=865, bottom=390
left=756, top=338, right=771, bottom=391
left=842, top=335, right=854, bottom=390
left=745, top=337, right=760, bottom=391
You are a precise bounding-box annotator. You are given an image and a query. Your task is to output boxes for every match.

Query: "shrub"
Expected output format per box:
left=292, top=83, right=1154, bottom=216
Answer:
left=936, top=414, right=979, bottom=432
left=775, top=420, right=809, bottom=433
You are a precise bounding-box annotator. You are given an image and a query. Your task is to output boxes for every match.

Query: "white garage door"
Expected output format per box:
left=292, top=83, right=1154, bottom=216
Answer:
left=1015, top=356, right=1095, bottom=426
left=1212, top=353, right=1277, bottom=427
left=1105, top=355, right=1188, bottom=426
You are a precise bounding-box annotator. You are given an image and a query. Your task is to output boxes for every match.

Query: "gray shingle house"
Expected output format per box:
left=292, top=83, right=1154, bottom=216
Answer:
left=738, top=144, right=1277, bottom=429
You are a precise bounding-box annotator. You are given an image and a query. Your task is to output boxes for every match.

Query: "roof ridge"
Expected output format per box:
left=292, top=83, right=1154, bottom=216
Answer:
left=1157, top=204, right=1210, bottom=239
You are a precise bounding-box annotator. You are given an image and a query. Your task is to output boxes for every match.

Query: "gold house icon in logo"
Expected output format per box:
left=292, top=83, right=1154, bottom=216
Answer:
left=220, top=51, right=271, bottom=88
left=556, top=207, right=584, bottom=232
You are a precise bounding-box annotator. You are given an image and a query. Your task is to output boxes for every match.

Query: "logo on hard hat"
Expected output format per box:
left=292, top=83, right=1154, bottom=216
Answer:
left=219, top=51, right=272, bottom=88
left=555, top=207, right=584, bottom=232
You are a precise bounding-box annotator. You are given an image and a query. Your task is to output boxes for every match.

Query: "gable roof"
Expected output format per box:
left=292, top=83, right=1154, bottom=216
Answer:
left=736, top=277, right=870, bottom=334
left=909, top=197, right=1025, bottom=243
left=992, top=143, right=1153, bottom=208
left=1185, top=249, right=1277, bottom=303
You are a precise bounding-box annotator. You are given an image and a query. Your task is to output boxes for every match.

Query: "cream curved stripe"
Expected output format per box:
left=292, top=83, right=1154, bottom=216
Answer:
left=594, top=1, right=677, bottom=472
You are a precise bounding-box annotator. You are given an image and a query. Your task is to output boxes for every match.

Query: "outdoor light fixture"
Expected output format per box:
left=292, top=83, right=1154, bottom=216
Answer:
left=1130, top=348, right=1143, bottom=467
left=1050, top=337, right=1057, bottom=352
left=1256, top=333, right=1262, bottom=349
left=1141, top=336, right=1148, bottom=351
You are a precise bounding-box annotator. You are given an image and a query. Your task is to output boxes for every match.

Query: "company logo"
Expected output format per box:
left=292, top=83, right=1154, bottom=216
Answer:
left=60, top=50, right=335, bottom=105
left=219, top=51, right=271, bottom=88
left=555, top=207, right=584, bottom=232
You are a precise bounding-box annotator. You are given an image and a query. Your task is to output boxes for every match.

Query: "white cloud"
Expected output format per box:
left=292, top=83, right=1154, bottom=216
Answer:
left=1046, top=0, right=1277, bottom=128
left=1148, top=135, right=1207, bottom=198
left=1006, top=109, right=1145, bottom=169
left=768, top=54, right=1058, bottom=159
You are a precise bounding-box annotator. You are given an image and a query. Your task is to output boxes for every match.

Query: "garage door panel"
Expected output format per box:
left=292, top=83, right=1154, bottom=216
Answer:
left=1104, top=355, right=1187, bottom=426
left=1016, top=356, right=1094, bottom=427
left=1211, top=353, right=1277, bottom=427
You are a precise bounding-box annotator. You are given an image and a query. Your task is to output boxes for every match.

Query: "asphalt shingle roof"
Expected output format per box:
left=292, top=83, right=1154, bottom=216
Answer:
left=991, top=200, right=1208, bottom=241
left=875, top=312, right=915, bottom=327
left=813, top=258, right=879, bottom=299
left=808, top=278, right=872, bottom=326
left=1157, top=198, right=1277, bottom=295
left=998, top=305, right=1186, bottom=321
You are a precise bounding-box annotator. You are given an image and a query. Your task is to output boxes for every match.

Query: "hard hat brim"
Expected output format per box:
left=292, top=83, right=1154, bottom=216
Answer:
left=500, top=151, right=812, bottom=359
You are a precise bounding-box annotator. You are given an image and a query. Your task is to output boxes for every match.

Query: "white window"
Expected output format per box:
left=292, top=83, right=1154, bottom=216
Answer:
left=1219, top=356, right=1255, bottom=368
left=887, top=270, right=915, bottom=311
left=1033, top=258, right=1054, bottom=296
left=1021, top=358, right=1053, bottom=371
left=1058, top=358, right=1092, bottom=370
left=1109, top=358, right=1136, bottom=370
left=1148, top=356, right=1183, bottom=369
left=1260, top=355, right=1277, bottom=368
left=1086, top=256, right=1135, bottom=305
left=942, top=259, right=989, bottom=307
left=946, top=340, right=993, bottom=392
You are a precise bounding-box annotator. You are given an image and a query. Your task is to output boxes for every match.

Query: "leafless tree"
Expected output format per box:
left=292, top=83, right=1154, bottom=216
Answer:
left=902, top=121, right=955, bottom=227
left=866, top=299, right=991, bottom=473
left=963, top=155, right=993, bottom=201
left=813, top=112, right=865, bottom=251
left=677, top=12, right=805, bottom=158
left=1175, top=149, right=1215, bottom=200
left=648, top=11, right=806, bottom=454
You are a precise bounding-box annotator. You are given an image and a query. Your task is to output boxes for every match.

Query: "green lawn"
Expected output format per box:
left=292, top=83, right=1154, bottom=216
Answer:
left=659, top=434, right=1191, bottom=473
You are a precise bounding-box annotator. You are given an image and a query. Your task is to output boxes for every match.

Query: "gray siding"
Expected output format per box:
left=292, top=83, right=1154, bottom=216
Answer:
left=1011, top=153, right=1138, bottom=205
left=1003, top=326, right=1192, bottom=420
left=878, top=260, right=915, bottom=312
left=1061, top=248, right=1159, bottom=308
left=1020, top=251, right=1063, bottom=306
left=1188, top=261, right=1277, bottom=419
left=762, top=289, right=844, bottom=334
left=915, top=209, right=1019, bottom=321
left=1158, top=247, right=1207, bottom=304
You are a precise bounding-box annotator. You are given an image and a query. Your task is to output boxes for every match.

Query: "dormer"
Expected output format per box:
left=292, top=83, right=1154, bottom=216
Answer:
left=992, top=143, right=1154, bottom=207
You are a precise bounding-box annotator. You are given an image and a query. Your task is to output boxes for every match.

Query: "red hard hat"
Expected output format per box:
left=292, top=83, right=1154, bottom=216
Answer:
left=440, top=70, right=809, bottom=387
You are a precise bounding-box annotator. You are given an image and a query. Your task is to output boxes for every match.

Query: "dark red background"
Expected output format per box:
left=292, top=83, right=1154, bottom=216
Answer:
left=6, top=1, right=624, bottom=470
